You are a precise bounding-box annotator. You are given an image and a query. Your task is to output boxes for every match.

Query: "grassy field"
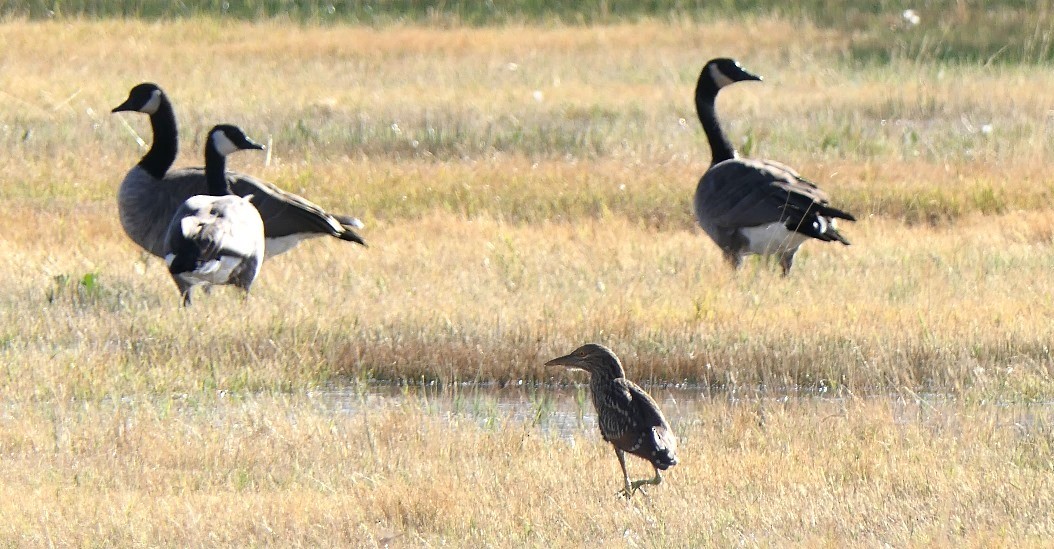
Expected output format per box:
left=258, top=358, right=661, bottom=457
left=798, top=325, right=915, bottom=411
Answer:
left=2, top=10, right=1054, bottom=545
left=2, top=391, right=1053, bottom=545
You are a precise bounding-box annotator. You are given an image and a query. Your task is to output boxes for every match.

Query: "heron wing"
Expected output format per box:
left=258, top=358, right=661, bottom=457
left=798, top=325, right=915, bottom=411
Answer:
left=603, top=379, right=677, bottom=464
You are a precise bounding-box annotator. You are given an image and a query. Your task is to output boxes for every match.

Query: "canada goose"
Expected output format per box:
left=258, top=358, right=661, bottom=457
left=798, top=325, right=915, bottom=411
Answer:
left=546, top=344, right=678, bottom=498
left=693, top=58, right=855, bottom=275
left=111, top=83, right=365, bottom=259
left=165, top=124, right=266, bottom=306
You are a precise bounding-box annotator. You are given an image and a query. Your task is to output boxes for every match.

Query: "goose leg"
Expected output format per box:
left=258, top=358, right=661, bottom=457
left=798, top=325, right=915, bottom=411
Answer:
left=173, top=278, right=194, bottom=307
left=234, top=276, right=254, bottom=299
left=778, top=251, right=795, bottom=276
left=722, top=249, right=742, bottom=271
left=234, top=259, right=259, bottom=296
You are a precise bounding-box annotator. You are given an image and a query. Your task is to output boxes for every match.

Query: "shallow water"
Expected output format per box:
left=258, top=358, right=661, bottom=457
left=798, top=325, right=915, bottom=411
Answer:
left=305, top=382, right=1054, bottom=441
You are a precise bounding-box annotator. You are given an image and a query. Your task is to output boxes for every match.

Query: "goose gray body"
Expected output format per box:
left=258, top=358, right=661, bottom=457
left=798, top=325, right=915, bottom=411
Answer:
left=692, top=59, right=854, bottom=275
left=120, top=165, right=361, bottom=258
left=112, top=83, right=365, bottom=260
left=164, top=125, right=266, bottom=306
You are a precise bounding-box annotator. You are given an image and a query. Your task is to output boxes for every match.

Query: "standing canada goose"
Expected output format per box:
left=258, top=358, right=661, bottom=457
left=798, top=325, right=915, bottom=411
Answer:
left=165, top=124, right=267, bottom=306
left=112, top=83, right=365, bottom=259
left=546, top=344, right=678, bottom=498
left=693, top=58, right=855, bottom=275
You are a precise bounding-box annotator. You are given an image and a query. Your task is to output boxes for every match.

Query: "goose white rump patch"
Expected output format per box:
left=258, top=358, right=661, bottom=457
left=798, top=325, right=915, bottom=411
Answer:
left=264, top=233, right=323, bottom=258
left=740, top=222, right=809, bottom=255
left=175, top=256, right=245, bottom=286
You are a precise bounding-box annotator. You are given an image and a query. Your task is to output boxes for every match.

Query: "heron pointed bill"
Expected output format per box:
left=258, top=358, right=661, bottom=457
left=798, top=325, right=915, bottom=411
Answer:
left=544, top=353, right=581, bottom=368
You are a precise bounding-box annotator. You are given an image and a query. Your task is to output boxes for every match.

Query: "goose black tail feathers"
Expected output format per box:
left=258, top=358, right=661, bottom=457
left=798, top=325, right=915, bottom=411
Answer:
left=816, top=204, right=855, bottom=245
left=167, top=243, right=202, bottom=276
left=824, top=227, right=852, bottom=246
left=338, top=227, right=367, bottom=247
left=819, top=204, right=856, bottom=222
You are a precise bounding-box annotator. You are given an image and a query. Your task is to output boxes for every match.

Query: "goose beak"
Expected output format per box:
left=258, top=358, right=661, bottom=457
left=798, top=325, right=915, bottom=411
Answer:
left=739, top=68, right=763, bottom=82
left=244, top=138, right=265, bottom=151
left=111, top=99, right=135, bottom=113
left=728, top=60, right=763, bottom=83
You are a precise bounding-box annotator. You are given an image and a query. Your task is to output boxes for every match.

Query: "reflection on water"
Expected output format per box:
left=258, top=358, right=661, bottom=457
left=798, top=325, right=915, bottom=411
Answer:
left=306, top=382, right=1054, bottom=441
left=310, top=383, right=603, bottom=441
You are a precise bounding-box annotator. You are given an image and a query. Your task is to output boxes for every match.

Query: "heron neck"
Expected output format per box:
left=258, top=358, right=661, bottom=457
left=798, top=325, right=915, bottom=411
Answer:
left=587, top=361, right=626, bottom=387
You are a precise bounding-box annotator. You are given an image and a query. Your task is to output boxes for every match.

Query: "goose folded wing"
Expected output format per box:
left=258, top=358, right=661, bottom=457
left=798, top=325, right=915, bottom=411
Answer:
left=227, top=172, right=355, bottom=238
left=748, top=159, right=855, bottom=217
left=165, top=167, right=357, bottom=238
left=698, top=159, right=853, bottom=229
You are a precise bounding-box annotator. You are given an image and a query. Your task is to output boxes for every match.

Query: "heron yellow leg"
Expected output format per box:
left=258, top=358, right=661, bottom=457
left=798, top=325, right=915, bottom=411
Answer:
left=615, top=449, right=634, bottom=498
left=629, top=468, right=663, bottom=494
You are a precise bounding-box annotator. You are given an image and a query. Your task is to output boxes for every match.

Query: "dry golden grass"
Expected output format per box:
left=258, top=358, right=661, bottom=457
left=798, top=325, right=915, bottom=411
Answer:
left=1, top=392, right=1052, bottom=545
left=2, top=16, right=1054, bottom=545
left=8, top=207, right=1054, bottom=395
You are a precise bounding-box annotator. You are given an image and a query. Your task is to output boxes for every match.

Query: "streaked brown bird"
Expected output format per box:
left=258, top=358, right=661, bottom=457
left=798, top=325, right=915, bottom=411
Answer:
left=546, top=343, right=678, bottom=497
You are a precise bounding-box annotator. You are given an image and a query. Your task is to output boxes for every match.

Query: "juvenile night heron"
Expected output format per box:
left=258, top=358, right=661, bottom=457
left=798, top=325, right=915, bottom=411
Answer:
left=546, top=343, right=678, bottom=497
left=692, top=58, right=855, bottom=275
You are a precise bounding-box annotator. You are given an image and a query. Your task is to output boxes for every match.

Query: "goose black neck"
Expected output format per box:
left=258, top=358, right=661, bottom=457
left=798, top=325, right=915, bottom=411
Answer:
left=204, top=145, right=231, bottom=196
left=695, top=77, right=737, bottom=166
left=138, top=95, right=178, bottom=179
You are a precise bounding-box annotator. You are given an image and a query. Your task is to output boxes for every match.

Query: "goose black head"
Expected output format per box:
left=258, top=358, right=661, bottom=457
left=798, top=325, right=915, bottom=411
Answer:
left=112, top=82, right=166, bottom=115
left=546, top=343, right=626, bottom=379
left=697, top=58, right=763, bottom=96
left=208, top=124, right=265, bottom=157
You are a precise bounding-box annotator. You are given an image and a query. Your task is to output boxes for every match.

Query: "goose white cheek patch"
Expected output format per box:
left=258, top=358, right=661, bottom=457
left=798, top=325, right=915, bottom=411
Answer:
left=141, top=90, right=162, bottom=114
left=211, top=130, right=240, bottom=156
left=708, top=63, right=736, bottom=89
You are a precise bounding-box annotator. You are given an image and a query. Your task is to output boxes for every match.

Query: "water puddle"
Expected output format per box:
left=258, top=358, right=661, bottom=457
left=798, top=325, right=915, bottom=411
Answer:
left=305, top=382, right=1054, bottom=440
